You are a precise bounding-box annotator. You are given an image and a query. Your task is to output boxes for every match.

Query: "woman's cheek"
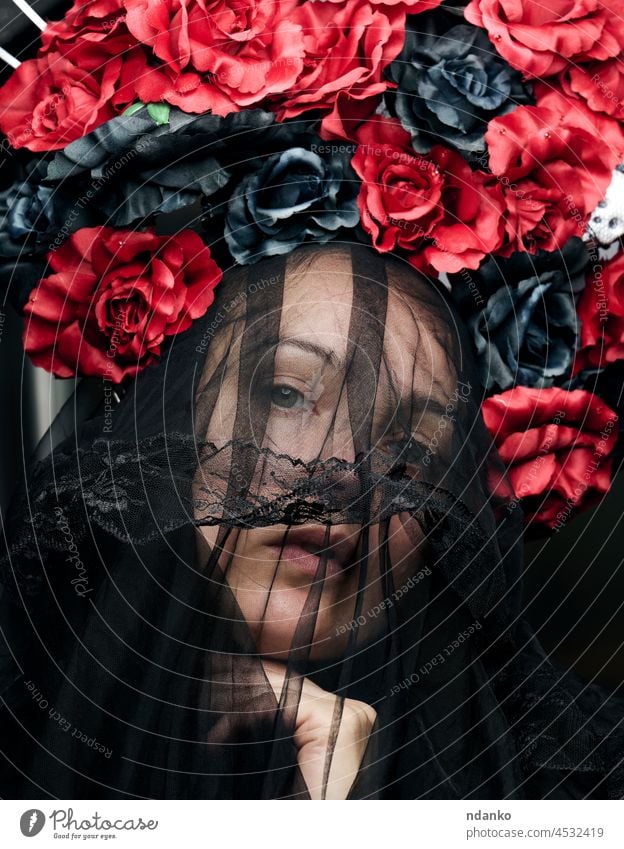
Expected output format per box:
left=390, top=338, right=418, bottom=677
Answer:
left=262, top=408, right=306, bottom=454
left=263, top=407, right=345, bottom=463
left=388, top=513, right=427, bottom=584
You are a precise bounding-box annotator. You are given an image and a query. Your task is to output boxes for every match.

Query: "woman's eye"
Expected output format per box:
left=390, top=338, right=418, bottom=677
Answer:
left=270, top=384, right=306, bottom=409
left=387, top=435, right=425, bottom=465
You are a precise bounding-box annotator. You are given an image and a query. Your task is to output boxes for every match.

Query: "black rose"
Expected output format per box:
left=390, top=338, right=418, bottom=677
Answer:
left=450, top=238, right=589, bottom=391
left=0, top=160, right=77, bottom=311
left=0, top=161, right=66, bottom=258
left=46, top=107, right=320, bottom=228
left=225, top=147, right=359, bottom=264
left=386, top=15, right=531, bottom=156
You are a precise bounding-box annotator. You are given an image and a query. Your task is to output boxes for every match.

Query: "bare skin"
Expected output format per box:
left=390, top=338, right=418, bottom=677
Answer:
left=262, top=659, right=377, bottom=799
left=196, top=246, right=452, bottom=798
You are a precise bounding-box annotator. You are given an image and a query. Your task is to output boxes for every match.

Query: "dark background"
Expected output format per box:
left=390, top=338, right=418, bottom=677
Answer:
left=0, top=0, right=622, bottom=692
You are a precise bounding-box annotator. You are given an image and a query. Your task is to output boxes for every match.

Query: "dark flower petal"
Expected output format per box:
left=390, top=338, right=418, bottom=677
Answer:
left=450, top=238, right=590, bottom=391
left=45, top=107, right=320, bottom=231
left=386, top=15, right=531, bottom=157
left=225, top=147, right=359, bottom=264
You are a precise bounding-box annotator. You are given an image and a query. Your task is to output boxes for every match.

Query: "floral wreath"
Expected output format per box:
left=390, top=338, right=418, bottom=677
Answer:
left=0, top=0, right=623, bottom=532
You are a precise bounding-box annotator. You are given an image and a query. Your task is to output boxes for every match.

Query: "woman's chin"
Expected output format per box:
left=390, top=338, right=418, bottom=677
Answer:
left=254, top=616, right=360, bottom=663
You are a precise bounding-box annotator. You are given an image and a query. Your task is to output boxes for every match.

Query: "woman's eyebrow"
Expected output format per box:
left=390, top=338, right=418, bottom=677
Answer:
left=278, top=338, right=344, bottom=370
left=401, top=396, right=448, bottom=419
left=378, top=383, right=449, bottom=422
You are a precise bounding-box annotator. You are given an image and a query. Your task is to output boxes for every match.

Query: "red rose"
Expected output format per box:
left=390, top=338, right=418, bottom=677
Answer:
left=465, top=0, right=624, bottom=79
left=24, top=227, right=222, bottom=382
left=303, top=0, right=441, bottom=6
left=0, top=0, right=149, bottom=151
left=277, top=0, right=405, bottom=139
left=482, top=387, right=619, bottom=529
left=352, top=118, right=444, bottom=251
left=352, top=117, right=503, bottom=273
left=40, top=0, right=135, bottom=59
left=486, top=103, right=615, bottom=255
left=132, top=61, right=236, bottom=116
left=0, top=39, right=147, bottom=153
left=123, top=0, right=304, bottom=113
left=575, top=251, right=624, bottom=372
left=534, top=86, right=624, bottom=167
left=415, top=147, right=504, bottom=275
left=0, top=51, right=122, bottom=152
left=561, top=58, right=624, bottom=122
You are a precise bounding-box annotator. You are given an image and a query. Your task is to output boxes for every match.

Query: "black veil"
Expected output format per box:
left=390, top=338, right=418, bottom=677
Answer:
left=1, top=242, right=623, bottom=799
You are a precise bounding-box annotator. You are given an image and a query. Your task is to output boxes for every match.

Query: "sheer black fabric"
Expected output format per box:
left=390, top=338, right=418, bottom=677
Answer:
left=1, top=242, right=623, bottom=799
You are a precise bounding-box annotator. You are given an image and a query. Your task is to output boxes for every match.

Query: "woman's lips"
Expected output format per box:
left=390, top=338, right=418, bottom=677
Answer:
left=264, top=543, right=347, bottom=580
left=261, top=525, right=359, bottom=581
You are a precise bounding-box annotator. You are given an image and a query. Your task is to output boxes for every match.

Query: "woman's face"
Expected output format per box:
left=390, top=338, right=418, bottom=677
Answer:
left=198, top=247, right=455, bottom=660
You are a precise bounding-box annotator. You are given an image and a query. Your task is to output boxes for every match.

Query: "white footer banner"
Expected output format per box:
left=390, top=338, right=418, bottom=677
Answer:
left=0, top=800, right=622, bottom=847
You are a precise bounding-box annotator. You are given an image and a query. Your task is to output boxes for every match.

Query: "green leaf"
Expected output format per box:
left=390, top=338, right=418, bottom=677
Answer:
left=122, top=101, right=145, bottom=117
left=146, top=103, right=171, bottom=125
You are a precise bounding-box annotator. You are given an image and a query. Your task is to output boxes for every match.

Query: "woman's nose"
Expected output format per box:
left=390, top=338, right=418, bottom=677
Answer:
left=295, top=412, right=357, bottom=464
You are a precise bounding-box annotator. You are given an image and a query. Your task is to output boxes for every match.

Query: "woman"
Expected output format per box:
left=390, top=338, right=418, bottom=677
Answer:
left=1, top=241, right=622, bottom=799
